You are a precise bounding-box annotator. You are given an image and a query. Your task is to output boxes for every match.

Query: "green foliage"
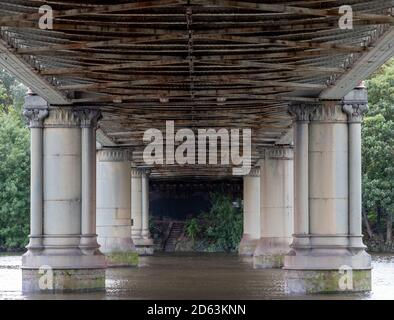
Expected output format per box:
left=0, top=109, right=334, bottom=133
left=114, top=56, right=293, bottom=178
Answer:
left=186, top=193, right=242, bottom=252
left=362, top=60, right=394, bottom=241
left=0, top=109, right=30, bottom=250
left=203, top=193, right=243, bottom=252
left=185, top=217, right=201, bottom=242
left=0, top=69, right=26, bottom=113
left=0, top=70, right=29, bottom=251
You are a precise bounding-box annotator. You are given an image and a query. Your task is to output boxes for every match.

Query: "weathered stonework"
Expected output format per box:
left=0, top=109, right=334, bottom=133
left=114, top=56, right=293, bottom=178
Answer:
left=23, top=108, right=49, bottom=128
left=253, top=253, right=285, bottom=269
left=239, top=236, right=259, bottom=256
left=288, top=103, right=319, bottom=122
left=77, top=108, right=102, bottom=128
left=43, top=107, right=81, bottom=128
left=342, top=103, right=368, bottom=123
left=134, top=239, right=155, bottom=256
left=105, top=251, right=139, bottom=267
left=22, top=268, right=105, bottom=292
left=285, top=269, right=371, bottom=294
left=266, top=146, right=294, bottom=160
left=310, top=102, right=347, bottom=123
left=97, top=148, right=132, bottom=162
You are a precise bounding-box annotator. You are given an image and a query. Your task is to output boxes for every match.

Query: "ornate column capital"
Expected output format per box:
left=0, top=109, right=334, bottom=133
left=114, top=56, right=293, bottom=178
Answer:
left=266, top=145, right=294, bottom=160
left=76, top=108, right=102, bottom=128
left=139, top=167, right=152, bottom=177
left=131, top=167, right=142, bottom=177
left=23, top=108, right=49, bottom=128
left=97, top=148, right=132, bottom=162
left=310, top=102, right=347, bottom=123
left=342, top=103, right=368, bottom=123
left=43, top=107, right=80, bottom=128
left=248, top=167, right=260, bottom=177
left=288, top=103, right=319, bottom=122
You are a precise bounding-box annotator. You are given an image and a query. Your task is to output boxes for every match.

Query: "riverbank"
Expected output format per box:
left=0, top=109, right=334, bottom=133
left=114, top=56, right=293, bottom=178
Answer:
left=365, top=239, right=394, bottom=253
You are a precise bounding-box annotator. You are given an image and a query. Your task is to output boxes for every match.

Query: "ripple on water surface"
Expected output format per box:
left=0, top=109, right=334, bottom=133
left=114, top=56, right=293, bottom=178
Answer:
left=0, top=253, right=393, bottom=300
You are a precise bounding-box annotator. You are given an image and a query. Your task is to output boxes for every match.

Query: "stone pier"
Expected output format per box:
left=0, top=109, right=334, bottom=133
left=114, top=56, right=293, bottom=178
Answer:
left=239, top=167, right=261, bottom=255
left=131, top=167, right=154, bottom=255
left=284, top=85, right=371, bottom=293
left=22, top=94, right=105, bottom=292
left=253, top=146, right=294, bottom=268
left=96, top=148, right=137, bottom=266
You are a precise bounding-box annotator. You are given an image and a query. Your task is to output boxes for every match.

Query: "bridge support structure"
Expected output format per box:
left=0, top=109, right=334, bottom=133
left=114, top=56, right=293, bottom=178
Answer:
left=239, top=166, right=261, bottom=255
left=96, top=148, right=137, bottom=266
left=284, top=85, right=371, bottom=293
left=253, top=146, right=294, bottom=268
left=22, top=93, right=105, bottom=292
left=131, top=167, right=154, bottom=255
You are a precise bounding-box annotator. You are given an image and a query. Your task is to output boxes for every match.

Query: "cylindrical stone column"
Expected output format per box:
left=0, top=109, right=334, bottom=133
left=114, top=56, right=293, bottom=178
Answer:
left=79, top=109, right=102, bottom=255
left=343, top=101, right=368, bottom=248
left=288, top=105, right=316, bottom=248
left=96, top=148, right=137, bottom=265
left=239, top=167, right=260, bottom=256
left=22, top=96, right=48, bottom=252
left=141, top=169, right=151, bottom=239
left=283, top=100, right=371, bottom=294
left=253, top=146, right=294, bottom=268
left=22, top=105, right=106, bottom=292
left=42, top=107, right=83, bottom=254
left=131, top=167, right=143, bottom=240
left=132, top=167, right=154, bottom=255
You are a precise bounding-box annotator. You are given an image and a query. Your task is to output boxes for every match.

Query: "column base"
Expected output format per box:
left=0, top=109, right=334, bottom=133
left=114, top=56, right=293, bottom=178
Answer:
left=283, top=247, right=372, bottom=293
left=253, top=237, right=292, bottom=268
left=22, top=249, right=106, bottom=292
left=133, top=238, right=154, bottom=255
left=98, top=236, right=138, bottom=266
left=284, top=269, right=371, bottom=294
left=105, top=252, right=139, bottom=267
left=22, top=268, right=105, bottom=292
left=238, top=235, right=259, bottom=256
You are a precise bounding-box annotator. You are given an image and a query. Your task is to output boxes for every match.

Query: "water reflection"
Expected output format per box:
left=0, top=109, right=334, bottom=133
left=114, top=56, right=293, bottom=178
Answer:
left=0, top=252, right=393, bottom=300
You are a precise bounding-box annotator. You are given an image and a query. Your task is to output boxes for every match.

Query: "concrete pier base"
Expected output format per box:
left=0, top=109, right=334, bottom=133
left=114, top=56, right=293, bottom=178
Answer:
left=22, top=268, right=105, bottom=292
left=104, top=251, right=139, bottom=267
left=133, top=238, right=155, bottom=255
left=284, top=269, right=371, bottom=294
left=22, top=250, right=106, bottom=292
left=253, top=237, right=292, bottom=268
left=239, top=235, right=259, bottom=256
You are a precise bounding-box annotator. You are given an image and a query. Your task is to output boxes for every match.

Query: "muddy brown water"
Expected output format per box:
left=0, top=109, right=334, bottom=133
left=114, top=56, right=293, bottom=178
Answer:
left=0, top=252, right=393, bottom=300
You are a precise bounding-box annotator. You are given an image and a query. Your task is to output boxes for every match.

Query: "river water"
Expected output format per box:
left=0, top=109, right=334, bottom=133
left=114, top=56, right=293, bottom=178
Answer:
left=0, top=253, right=393, bottom=300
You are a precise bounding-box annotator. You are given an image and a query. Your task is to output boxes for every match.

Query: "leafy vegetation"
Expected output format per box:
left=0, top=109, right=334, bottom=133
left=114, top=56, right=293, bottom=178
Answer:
left=0, top=70, right=29, bottom=251
left=363, top=60, right=394, bottom=245
left=184, top=193, right=243, bottom=252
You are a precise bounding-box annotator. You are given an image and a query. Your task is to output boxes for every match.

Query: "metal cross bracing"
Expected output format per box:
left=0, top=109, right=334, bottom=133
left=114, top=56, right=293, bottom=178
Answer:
left=1, top=0, right=393, bottom=178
